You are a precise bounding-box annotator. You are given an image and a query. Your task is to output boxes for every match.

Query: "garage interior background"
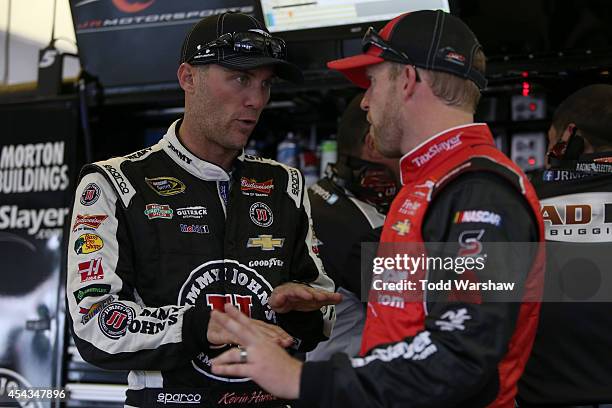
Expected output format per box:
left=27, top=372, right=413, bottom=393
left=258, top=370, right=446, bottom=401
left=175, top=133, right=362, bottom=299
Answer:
left=0, top=0, right=611, bottom=407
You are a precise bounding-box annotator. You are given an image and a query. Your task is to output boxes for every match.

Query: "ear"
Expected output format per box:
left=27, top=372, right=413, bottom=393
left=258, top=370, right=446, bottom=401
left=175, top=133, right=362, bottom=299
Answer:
left=399, top=65, right=418, bottom=100
left=177, top=63, right=196, bottom=93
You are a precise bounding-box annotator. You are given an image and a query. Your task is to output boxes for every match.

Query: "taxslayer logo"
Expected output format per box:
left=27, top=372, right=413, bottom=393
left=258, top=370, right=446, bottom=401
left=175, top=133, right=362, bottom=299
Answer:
left=0, top=205, right=70, bottom=237
left=72, top=214, right=108, bottom=231
left=74, top=233, right=104, bottom=254
left=241, top=177, right=274, bottom=196
left=411, top=134, right=462, bottom=167
left=113, top=0, right=155, bottom=13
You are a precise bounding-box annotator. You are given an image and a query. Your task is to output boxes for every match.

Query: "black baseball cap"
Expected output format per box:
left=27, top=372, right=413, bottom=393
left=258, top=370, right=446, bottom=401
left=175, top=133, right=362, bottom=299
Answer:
left=180, top=12, right=303, bottom=83
left=327, top=10, right=487, bottom=89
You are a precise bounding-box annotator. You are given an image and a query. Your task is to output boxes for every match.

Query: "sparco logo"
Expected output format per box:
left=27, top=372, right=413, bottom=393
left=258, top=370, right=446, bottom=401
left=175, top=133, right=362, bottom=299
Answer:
left=102, top=164, right=130, bottom=194
left=157, top=392, right=201, bottom=405
left=289, top=168, right=300, bottom=196
left=168, top=142, right=192, bottom=164
left=412, top=134, right=462, bottom=167
left=248, top=258, right=284, bottom=268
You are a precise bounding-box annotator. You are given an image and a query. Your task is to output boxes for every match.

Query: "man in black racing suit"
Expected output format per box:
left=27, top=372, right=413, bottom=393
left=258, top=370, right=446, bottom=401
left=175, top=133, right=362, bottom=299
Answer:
left=66, top=12, right=337, bottom=408
left=518, top=84, right=612, bottom=407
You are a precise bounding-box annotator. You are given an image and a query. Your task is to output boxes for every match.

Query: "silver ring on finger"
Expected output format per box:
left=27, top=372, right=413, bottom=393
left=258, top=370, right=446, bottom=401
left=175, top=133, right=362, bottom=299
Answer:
left=239, top=348, right=248, bottom=364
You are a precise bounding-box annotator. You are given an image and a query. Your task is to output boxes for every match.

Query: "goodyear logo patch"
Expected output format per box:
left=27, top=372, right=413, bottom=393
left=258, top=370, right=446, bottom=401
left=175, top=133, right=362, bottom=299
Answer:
left=145, top=177, right=186, bottom=196
left=74, top=233, right=104, bottom=254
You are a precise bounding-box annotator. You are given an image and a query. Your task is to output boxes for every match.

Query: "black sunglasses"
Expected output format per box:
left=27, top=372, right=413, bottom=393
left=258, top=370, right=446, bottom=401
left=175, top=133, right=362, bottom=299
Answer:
left=362, top=27, right=420, bottom=82
left=188, top=31, right=287, bottom=63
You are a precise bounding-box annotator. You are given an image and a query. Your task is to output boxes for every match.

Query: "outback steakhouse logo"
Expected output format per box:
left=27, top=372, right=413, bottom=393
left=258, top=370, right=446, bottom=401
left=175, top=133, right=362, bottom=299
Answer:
left=240, top=177, right=274, bottom=196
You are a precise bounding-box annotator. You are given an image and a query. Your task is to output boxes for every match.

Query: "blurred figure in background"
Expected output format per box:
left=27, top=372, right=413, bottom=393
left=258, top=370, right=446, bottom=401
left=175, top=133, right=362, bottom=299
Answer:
left=307, top=93, right=398, bottom=361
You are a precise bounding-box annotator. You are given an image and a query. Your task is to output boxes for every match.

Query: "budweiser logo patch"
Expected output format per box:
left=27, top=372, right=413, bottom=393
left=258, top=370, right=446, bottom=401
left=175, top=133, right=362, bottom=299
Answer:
left=240, top=178, right=274, bottom=196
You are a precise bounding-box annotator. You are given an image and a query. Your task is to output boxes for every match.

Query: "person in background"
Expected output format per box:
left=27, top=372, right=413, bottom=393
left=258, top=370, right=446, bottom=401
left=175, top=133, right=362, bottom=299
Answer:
left=306, top=92, right=398, bottom=361
left=208, top=10, right=545, bottom=408
left=66, top=12, right=339, bottom=408
left=518, top=84, right=612, bottom=408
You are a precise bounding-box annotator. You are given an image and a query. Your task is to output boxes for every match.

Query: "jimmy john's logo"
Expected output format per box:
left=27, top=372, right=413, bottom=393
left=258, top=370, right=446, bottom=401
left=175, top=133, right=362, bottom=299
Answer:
left=541, top=195, right=612, bottom=242
left=247, top=235, right=284, bottom=251
left=177, top=259, right=275, bottom=382
left=73, top=214, right=107, bottom=231
left=80, top=183, right=101, bottom=205
left=145, top=177, right=186, bottom=196
left=249, top=202, right=273, bottom=227
left=241, top=177, right=274, bottom=196
left=74, top=233, right=104, bottom=254
left=99, top=303, right=135, bottom=339
left=144, top=204, right=173, bottom=220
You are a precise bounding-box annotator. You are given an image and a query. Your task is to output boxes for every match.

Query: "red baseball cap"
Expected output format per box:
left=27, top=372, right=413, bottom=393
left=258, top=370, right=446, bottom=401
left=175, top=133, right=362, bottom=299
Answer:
left=327, top=10, right=487, bottom=90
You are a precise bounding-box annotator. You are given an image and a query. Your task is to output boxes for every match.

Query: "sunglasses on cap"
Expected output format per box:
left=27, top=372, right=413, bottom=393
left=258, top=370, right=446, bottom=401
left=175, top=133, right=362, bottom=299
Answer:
left=187, top=31, right=287, bottom=63
left=362, top=27, right=421, bottom=82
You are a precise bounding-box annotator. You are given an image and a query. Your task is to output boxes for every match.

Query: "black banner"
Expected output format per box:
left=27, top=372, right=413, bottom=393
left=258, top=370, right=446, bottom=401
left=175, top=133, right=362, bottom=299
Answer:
left=70, top=0, right=261, bottom=90
left=0, top=99, right=79, bottom=406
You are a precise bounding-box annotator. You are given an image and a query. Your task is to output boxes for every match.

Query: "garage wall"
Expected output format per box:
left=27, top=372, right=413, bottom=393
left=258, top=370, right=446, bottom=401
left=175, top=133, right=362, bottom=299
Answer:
left=0, top=0, right=80, bottom=85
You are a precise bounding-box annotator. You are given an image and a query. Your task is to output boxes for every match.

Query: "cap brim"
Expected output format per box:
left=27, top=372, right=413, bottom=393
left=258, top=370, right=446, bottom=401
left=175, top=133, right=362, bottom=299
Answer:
left=219, top=55, right=304, bottom=84
left=327, top=53, right=385, bottom=88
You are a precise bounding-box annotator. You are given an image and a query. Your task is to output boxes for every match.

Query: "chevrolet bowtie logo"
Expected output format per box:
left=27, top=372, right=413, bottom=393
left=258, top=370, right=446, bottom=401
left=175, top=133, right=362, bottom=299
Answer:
left=247, top=235, right=285, bottom=251
left=392, top=219, right=411, bottom=236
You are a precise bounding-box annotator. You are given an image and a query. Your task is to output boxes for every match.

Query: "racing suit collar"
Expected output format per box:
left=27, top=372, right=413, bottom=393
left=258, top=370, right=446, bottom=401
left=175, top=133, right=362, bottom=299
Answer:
left=399, top=123, right=492, bottom=186
left=162, top=119, right=237, bottom=181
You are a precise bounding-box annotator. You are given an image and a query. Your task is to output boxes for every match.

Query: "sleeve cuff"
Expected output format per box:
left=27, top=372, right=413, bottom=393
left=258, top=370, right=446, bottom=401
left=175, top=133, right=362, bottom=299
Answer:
left=297, top=360, right=334, bottom=408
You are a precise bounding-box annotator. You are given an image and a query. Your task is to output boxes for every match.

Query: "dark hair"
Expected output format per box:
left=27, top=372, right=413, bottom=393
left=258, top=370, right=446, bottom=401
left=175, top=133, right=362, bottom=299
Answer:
left=552, top=84, right=612, bottom=148
left=337, top=93, right=369, bottom=157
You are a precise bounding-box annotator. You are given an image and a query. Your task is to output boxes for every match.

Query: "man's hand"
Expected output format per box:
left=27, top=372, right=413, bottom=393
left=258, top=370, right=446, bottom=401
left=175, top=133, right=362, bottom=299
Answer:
left=207, top=310, right=294, bottom=348
left=269, top=282, right=342, bottom=313
left=211, top=304, right=302, bottom=399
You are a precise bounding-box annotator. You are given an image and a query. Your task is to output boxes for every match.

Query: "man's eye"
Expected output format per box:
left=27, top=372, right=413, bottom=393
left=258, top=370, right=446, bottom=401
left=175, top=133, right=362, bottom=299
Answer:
left=237, top=75, right=250, bottom=85
left=262, top=79, right=272, bottom=89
